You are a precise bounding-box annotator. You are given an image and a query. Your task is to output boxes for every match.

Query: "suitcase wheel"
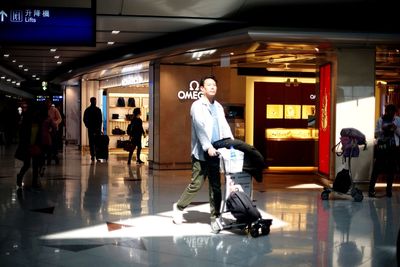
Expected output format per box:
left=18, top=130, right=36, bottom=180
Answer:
left=352, top=188, right=363, bottom=202
left=321, top=190, right=330, bottom=200
left=250, top=224, right=260, bottom=238
left=261, top=222, right=270, bottom=236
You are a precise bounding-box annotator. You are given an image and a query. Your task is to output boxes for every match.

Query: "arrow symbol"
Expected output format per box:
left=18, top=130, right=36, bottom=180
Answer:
left=0, top=10, right=8, bottom=22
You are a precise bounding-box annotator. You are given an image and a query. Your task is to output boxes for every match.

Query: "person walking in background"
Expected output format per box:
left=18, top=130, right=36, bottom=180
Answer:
left=46, top=99, right=62, bottom=164
left=15, top=102, right=48, bottom=189
left=126, top=107, right=146, bottom=165
left=83, top=97, right=103, bottom=162
left=172, top=75, right=234, bottom=233
left=368, top=104, right=400, bottom=198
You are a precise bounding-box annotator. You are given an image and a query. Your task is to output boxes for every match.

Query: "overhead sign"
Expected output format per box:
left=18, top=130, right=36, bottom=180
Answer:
left=0, top=6, right=95, bottom=46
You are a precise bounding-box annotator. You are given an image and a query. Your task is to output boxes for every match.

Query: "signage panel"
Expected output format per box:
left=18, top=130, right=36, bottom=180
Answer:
left=318, top=64, right=331, bottom=176
left=0, top=7, right=95, bottom=46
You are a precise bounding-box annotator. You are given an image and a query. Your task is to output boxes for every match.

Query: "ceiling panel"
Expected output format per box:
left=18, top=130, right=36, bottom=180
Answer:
left=120, top=0, right=246, bottom=17
left=96, top=0, right=124, bottom=14
left=97, top=16, right=218, bottom=32
left=96, top=32, right=163, bottom=44
left=0, top=0, right=399, bottom=96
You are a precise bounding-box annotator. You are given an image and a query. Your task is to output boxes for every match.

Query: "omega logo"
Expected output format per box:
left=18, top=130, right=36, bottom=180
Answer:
left=177, top=80, right=203, bottom=100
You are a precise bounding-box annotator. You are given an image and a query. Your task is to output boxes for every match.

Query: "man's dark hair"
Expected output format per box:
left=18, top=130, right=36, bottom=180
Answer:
left=133, top=107, right=141, bottom=116
left=200, top=75, right=217, bottom=87
left=90, top=97, right=96, bottom=105
left=385, top=104, right=397, bottom=114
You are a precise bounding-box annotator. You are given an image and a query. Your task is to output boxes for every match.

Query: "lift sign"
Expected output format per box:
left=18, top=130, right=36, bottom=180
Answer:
left=177, top=80, right=203, bottom=100
left=0, top=7, right=95, bottom=46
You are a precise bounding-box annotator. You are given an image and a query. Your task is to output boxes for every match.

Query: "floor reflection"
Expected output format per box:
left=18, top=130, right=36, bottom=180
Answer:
left=0, top=144, right=398, bottom=267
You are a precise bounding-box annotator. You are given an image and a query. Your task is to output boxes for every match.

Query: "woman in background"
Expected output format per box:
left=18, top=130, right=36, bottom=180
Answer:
left=126, top=108, right=146, bottom=165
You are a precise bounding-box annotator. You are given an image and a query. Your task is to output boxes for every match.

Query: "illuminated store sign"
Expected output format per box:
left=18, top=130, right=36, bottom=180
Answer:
left=0, top=6, right=95, bottom=46
left=178, top=80, right=203, bottom=100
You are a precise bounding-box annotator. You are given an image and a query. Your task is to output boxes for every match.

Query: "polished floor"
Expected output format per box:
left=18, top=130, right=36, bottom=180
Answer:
left=0, top=144, right=399, bottom=267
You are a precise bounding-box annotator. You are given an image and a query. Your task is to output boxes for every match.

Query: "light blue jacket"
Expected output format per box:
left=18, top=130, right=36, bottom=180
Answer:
left=190, top=96, right=233, bottom=161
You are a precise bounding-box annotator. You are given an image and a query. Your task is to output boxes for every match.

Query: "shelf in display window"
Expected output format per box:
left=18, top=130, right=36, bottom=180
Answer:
left=109, top=106, right=135, bottom=109
left=110, top=119, right=129, bottom=122
left=266, top=128, right=318, bottom=140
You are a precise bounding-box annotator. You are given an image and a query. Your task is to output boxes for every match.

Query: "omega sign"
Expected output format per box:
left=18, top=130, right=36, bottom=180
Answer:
left=177, top=80, right=203, bottom=100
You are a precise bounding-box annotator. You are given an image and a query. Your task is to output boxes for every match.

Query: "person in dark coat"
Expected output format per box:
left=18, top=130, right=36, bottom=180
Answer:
left=15, top=102, right=48, bottom=189
left=368, top=104, right=400, bottom=198
left=126, top=108, right=146, bottom=165
left=83, top=97, right=103, bottom=162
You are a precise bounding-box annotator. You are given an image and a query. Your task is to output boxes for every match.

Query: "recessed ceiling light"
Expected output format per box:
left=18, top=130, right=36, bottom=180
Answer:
left=50, top=48, right=57, bottom=52
left=57, top=61, right=62, bottom=64
left=12, top=80, right=16, bottom=84
left=6, top=78, right=11, bottom=82
left=1, top=76, right=5, bottom=79
left=12, top=60, right=16, bottom=63
left=32, top=74, right=36, bottom=78
left=4, top=54, right=10, bottom=57
left=36, top=77, right=40, bottom=80
left=107, top=41, right=115, bottom=45
left=54, top=55, right=60, bottom=59
left=111, top=30, right=120, bottom=34
left=18, top=64, right=23, bottom=68
left=24, top=68, right=28, bottom=71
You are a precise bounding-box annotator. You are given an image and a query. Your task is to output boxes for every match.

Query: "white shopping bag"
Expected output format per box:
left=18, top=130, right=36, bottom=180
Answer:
left=218, top=147, right=244, bottom=173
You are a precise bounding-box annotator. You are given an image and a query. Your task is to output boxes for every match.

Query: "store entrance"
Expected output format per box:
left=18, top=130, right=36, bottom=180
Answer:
left=253, top=82, right=318, bottom=167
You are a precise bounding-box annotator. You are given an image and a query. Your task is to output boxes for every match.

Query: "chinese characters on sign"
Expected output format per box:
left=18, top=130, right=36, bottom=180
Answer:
left=3, top=9, right=51, bottom=23
left=0, top=6, right=95, bottom=46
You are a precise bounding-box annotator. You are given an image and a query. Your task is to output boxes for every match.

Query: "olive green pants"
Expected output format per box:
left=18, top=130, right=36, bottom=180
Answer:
left=176, top=155, right=221, bottom=219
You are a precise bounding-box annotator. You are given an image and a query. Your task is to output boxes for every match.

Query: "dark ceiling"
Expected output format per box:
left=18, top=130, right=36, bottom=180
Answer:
left=0, top=0, right=399, bottom=96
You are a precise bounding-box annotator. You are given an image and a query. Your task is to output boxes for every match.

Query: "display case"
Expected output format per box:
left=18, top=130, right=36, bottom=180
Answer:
left=224, top=104, right=245, bottom=141
left=107, top=92, right=149, bottom=149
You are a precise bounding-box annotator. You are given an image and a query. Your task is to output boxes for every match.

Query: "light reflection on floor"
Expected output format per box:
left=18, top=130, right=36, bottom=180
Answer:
left=0, top=145, right=398, bottom=267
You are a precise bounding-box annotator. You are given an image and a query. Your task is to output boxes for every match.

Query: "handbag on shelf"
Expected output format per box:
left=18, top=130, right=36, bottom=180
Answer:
left=128, top=97, right=136, bottom=107
left=116, top=97, right=125, bottom=107
left=117, top=139, right=130, bottom=148
left=112, top=126, right=126, bottom=135
left=125, top=110, right=134, bottom=121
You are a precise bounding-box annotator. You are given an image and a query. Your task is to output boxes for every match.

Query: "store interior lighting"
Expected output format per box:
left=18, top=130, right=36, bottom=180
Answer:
left=285, top=78, right=291, bottom=87
left=285, top=78, right=300, bottom=87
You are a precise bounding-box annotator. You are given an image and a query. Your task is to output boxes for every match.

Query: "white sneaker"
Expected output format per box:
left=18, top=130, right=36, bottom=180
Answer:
left=172, top=203, right=184, bottom=224
left=210, top=218, right=221, bottom=234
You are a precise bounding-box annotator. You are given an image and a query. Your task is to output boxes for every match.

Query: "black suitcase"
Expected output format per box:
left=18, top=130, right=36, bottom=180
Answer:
left=96, top=134, right=109, bottom=160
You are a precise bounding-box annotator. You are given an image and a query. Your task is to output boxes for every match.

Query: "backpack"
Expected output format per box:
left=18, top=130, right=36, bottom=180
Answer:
left=333, top=128, right=367, bottom=158
left=333, top=168, right=352, bottom=193
left=226, top=191, right=261, bottom=224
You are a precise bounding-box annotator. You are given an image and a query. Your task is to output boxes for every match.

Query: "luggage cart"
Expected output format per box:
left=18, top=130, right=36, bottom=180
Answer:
left=321, top=157, right=364, bottom=202
left=215, top=148, right=272, bottom=237
left=321, top=128, right=366, bottom=202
